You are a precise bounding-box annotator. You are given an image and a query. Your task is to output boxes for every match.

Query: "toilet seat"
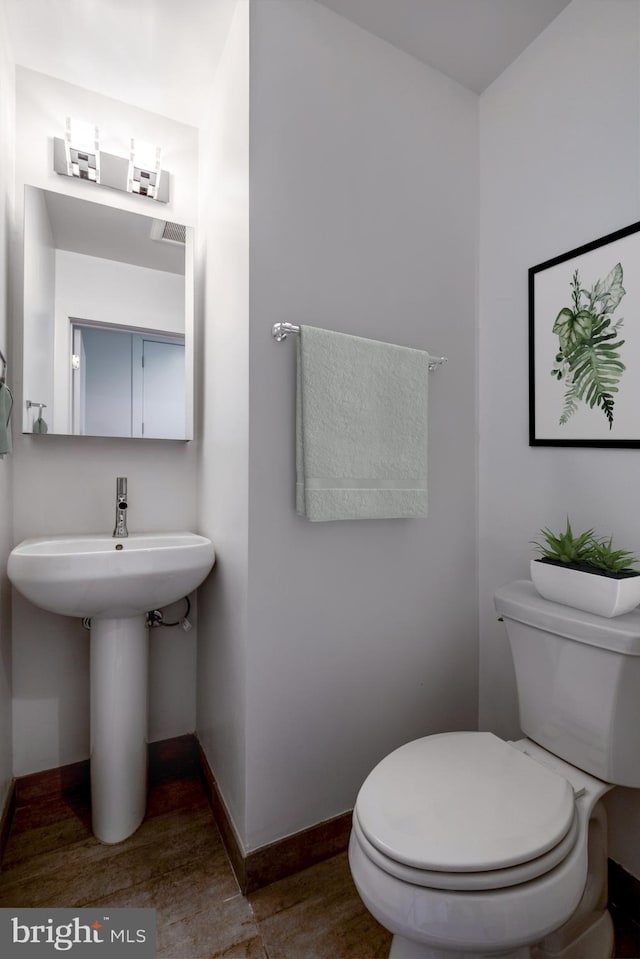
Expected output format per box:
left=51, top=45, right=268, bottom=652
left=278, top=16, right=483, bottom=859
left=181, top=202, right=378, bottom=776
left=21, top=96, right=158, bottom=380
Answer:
left=352, top=805, right=579, bottom=890
left=354, top=731, right=577, bottom=890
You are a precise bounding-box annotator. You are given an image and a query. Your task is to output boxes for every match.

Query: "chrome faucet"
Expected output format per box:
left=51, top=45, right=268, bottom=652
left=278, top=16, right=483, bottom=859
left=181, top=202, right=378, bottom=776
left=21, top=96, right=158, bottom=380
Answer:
left=113, top=477, right=129, bottom=538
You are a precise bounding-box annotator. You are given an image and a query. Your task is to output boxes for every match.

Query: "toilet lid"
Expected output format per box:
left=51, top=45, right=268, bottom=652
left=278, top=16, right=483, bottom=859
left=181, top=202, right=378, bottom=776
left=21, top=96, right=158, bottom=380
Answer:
left=356, top=731, right=575, bottom=873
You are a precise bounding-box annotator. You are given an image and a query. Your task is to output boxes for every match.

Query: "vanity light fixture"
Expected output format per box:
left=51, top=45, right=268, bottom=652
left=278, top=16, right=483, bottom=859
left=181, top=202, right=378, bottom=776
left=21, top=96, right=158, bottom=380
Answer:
left=53, top=120, right=170, bottom=203
left=64, top=116, right=100, bottom=182
left=128, top=138, right=162, bottom=200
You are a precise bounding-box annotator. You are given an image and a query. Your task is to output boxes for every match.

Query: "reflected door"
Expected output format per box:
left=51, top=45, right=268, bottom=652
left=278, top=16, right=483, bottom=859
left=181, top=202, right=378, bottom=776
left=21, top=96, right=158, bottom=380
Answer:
left=141, top=339, right=185, bottom=439
left=73, top=326, right=133, bottom=436
left=72, top=324, right=185, bottom=437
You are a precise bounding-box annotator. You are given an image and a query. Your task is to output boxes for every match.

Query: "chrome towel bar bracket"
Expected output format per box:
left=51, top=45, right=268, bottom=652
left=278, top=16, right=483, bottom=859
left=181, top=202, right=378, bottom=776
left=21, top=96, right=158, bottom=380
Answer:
left=272, top=322, right=300, bottom=342
left=271, top=322, right=447, bottom=371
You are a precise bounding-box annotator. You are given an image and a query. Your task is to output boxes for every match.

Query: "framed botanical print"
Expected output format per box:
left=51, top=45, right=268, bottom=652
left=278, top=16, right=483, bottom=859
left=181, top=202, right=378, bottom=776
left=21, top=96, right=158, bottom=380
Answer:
left=529, top=221, right=640, bottom=447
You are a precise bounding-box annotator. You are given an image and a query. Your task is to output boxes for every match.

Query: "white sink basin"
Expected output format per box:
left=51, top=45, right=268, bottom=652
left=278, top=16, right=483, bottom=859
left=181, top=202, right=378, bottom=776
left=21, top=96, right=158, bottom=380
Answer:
left=8, top=531, right=215, bottom=619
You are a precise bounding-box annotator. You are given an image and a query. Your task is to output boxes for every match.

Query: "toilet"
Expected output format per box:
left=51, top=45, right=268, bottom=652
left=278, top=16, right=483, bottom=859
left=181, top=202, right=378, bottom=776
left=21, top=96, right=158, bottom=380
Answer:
left=349, top=579, right=640, bottom=959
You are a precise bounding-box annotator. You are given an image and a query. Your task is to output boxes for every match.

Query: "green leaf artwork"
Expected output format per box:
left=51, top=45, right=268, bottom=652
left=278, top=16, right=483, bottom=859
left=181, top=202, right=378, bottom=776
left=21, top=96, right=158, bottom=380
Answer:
left=550, top=264, right=626, bottom=429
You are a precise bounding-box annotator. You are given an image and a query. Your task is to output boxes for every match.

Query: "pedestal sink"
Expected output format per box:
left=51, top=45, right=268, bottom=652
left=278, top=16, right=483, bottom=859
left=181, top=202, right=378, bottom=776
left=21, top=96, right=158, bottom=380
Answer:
left=8, top=532, right=215, bottom=844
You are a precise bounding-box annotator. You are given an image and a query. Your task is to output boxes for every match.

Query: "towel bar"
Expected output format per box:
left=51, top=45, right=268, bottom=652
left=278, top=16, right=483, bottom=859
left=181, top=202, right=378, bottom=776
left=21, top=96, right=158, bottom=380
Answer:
left=271, top=322, right=447, bottom=372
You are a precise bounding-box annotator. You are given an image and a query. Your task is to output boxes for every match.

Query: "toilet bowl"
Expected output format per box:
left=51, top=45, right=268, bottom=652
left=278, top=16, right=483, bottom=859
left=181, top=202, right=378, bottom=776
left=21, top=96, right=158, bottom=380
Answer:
left=349, top=732, right=612, bottom=958
left=349, top=581, right=640, bottom=958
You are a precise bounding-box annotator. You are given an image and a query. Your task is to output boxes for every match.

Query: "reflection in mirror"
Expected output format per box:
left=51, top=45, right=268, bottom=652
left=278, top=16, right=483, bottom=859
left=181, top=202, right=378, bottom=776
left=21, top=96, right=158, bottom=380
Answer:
left=22, top=186, right=192, bottom=439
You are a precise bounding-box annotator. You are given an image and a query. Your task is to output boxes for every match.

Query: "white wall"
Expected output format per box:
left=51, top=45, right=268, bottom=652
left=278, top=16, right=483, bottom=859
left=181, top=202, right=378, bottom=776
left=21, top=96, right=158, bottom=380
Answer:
left=243, top=0, right=478, bottom=850
left=55, top=252, right=184, bottom=336
left=12, top=68, right=200, bottom=776
left=479, top=0, right=640, bottom=878
left=0, top=2, right=15, bottom=811
left=196, top=0, right=250, bottom=843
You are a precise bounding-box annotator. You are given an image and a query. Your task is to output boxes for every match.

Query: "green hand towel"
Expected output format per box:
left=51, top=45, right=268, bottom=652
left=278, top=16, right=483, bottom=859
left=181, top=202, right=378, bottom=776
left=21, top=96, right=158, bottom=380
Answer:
left=0, top=383, right=13, bottom=458
left=296, top=326, right=429, bottom=521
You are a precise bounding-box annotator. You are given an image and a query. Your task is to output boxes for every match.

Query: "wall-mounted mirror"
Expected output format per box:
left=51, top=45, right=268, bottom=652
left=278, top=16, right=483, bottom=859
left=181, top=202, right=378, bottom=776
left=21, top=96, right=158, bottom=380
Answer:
left=22, top=186, right=193, bottom=439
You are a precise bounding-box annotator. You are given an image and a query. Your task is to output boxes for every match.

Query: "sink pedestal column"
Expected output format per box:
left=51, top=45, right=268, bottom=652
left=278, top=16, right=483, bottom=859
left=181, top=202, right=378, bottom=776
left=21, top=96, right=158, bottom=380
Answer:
left=90, top=615, right=148, bottom=844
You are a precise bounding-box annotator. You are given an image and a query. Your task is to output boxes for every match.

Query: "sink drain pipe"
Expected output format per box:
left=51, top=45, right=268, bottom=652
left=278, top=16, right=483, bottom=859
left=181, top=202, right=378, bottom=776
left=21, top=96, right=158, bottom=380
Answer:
left=81, top=595, right=191, bottom=631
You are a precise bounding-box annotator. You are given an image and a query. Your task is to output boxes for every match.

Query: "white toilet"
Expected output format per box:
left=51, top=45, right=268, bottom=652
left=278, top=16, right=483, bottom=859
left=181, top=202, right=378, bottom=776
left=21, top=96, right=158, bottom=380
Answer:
left=349, top=579, right=640, bottom=959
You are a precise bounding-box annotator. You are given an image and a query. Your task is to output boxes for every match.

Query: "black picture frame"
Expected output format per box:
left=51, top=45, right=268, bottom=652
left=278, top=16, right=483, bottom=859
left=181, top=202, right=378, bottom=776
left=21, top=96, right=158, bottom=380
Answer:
left=529, top=220, right=640, bottom=448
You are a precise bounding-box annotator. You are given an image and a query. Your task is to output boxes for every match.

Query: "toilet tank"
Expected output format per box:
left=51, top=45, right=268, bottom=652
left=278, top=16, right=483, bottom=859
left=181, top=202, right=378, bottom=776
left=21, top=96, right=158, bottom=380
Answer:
left=494, top=580, right=640, bottom=787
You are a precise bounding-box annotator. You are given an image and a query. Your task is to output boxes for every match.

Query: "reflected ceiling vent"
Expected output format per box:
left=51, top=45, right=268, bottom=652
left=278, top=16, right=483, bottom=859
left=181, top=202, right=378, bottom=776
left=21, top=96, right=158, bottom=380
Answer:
left=150, top=219, right=186, bottom=245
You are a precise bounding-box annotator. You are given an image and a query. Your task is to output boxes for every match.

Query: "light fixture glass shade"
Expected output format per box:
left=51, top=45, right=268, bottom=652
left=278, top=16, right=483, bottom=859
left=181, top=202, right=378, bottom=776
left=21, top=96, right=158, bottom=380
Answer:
left=127, top=138, right=162, bottom=199
left=64, top=116, right=100, bottom=182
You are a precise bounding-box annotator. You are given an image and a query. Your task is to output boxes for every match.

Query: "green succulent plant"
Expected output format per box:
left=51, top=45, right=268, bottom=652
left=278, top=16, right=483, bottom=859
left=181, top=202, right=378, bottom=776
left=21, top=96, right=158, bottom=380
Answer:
left=532, top=518, right=639, bottom=575
left=586, top=537, right=639, bottom=574
left=532, top=518, right=595, bottom=564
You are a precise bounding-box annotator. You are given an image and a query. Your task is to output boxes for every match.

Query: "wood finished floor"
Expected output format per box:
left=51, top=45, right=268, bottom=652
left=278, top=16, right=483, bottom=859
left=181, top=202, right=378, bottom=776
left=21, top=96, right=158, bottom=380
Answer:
left=0, top=773, right=391, bottom=958
left=0, top=771, right=638, bottom=958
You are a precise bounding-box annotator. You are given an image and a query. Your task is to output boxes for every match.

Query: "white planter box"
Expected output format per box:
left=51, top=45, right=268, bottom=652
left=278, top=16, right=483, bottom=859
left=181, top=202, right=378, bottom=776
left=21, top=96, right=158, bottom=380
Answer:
left=530, top=559, right=640, bottom=618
